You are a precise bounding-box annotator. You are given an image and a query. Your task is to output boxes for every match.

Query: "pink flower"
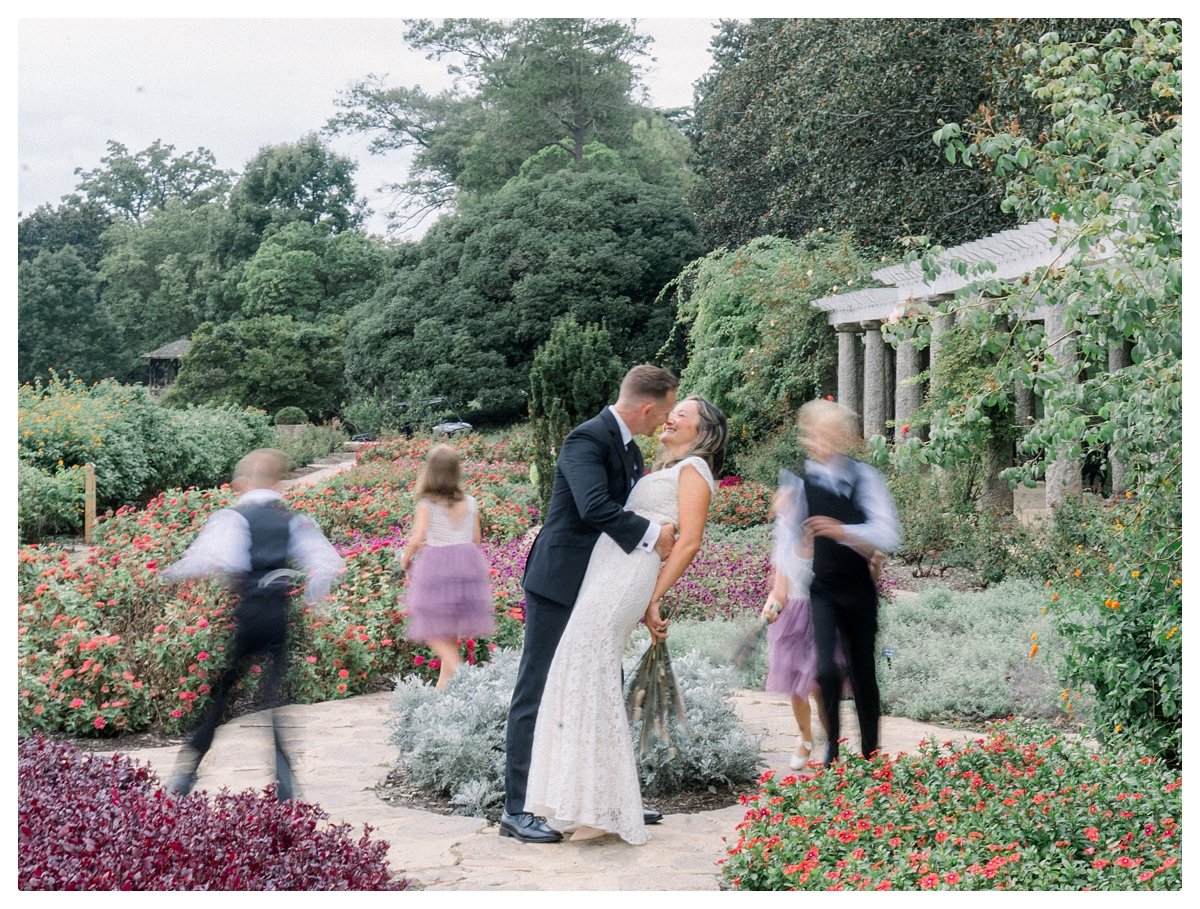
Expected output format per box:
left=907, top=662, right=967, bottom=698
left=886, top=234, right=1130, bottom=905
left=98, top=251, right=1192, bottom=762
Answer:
left=338, top=668, right=350, bottom=679
left=197, top=651, right=209, bottom=661
left=413, top=655, right=426, bottom=666
left=306, top=655, right=318, bottom=663
left=69, top=698, right=84, bottom=709
left=93, top=716, right=107, bottom=730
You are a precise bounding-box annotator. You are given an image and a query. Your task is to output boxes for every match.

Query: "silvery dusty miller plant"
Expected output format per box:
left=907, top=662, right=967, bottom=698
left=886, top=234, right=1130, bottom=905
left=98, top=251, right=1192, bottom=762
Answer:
left=388, top=648, right=762, bottom=819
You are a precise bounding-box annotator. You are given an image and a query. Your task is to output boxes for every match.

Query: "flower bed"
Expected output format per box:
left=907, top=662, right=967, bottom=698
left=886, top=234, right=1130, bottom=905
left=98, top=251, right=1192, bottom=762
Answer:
left=17, top=735, right=407, bottom=890
left=16, top=434, right=540, bottom=737
left=720, top=719, right=1181, bottom=891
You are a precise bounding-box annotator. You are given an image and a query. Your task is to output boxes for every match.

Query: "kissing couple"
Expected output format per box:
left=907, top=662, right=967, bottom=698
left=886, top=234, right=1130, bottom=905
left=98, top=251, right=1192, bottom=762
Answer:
left=501, top=364, right=729, bottom=845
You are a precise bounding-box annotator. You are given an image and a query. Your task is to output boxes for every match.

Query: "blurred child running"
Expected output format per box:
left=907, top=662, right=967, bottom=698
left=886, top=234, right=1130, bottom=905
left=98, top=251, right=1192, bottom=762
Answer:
left=161, top=448, right=345, bottom=799
left=398, top=444, right=495, bottom=690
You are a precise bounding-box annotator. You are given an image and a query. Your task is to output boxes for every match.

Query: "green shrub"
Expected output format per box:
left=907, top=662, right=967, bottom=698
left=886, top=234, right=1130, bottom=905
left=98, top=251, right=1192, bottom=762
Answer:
left=883, top=462, right=1035, bottom=585
left=168, top=404, right=275, bottom=490
left=876, top=580, right=1070, bottom=725
left=18, top=460, right=86, bottom=542
left=18, top=374, right=275, bottom=518
left=274, top=405, right=308, bottom=425
left=1043, top=495, right=1181, bottom=764
left=720, top=718, right=1182, bottom=890
left=19, top=374, right=175, bottom=510
left=388, top=648, right=760, bottom=819
left=275, top=423, right=348, bottom=470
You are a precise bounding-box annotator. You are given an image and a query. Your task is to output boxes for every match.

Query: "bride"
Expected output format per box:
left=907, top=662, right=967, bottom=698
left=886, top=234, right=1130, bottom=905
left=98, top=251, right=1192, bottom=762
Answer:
left=524, top=395, right=729, bottom=844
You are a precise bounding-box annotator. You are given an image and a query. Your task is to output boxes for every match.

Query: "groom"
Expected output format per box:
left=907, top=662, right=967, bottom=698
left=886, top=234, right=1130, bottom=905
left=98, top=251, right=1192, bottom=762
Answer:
left=501, top=365, right=680, bottom=843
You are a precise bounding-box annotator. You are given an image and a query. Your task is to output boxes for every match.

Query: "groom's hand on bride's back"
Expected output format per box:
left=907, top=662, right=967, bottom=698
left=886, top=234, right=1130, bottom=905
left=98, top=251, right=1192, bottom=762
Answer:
left=654, top=523, right=676, bottom=561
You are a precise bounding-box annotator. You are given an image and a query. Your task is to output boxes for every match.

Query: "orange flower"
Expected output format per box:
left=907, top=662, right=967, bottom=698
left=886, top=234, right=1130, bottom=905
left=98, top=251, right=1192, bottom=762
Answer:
left=1029, top=643, right=1039, bottom=659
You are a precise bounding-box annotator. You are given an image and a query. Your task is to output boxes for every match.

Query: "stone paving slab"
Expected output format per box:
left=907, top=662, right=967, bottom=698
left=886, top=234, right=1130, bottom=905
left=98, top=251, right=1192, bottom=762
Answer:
left=114, top=687, right=984, bottom=891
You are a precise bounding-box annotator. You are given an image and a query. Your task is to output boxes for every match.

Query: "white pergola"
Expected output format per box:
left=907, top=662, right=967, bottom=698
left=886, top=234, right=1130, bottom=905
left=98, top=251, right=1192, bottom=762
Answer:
left=810, top=219, right=1122, bottom=507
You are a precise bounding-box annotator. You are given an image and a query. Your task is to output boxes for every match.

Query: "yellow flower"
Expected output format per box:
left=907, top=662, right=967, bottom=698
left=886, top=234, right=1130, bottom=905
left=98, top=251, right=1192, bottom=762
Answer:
left=1115, top=724, right=1123, bottom=734
left=1131, top=570, right=1140, bottom=578
left=1030, top=632, right=1038, bottom=641
left=1166, top=626, right=1178, bottom=640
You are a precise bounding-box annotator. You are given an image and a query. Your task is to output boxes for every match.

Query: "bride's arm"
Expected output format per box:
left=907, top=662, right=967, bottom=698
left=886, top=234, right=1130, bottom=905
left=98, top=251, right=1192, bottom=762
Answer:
left=644, top=463, right=711, bottom=641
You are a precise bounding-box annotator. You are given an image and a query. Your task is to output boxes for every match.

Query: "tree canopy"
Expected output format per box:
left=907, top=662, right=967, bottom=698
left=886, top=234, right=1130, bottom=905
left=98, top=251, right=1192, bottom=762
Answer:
left=18, top=248, right=121, bottom=384
left=325, top=17, right=689, bottom=230
left=72, top=139, right=233, bottom=222
left=343, top=158, right=701, bottom=422
left=688, top=18, right=1133, bottom=255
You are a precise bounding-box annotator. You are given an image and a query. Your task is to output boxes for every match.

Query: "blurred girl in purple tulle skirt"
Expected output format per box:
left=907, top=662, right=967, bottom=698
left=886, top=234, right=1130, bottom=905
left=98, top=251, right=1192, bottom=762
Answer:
left=399, top=445, right=494, bottom=689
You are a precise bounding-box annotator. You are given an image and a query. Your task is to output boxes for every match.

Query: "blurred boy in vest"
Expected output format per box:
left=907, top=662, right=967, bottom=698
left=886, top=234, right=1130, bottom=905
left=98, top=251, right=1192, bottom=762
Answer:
left=796, top=400, right=900, bottom=766
left=161, top=448, right=345, bottom=799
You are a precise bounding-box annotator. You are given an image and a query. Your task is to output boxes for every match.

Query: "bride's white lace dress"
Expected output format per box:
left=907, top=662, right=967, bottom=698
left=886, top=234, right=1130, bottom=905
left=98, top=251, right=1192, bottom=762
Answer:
left=524, top=456, right=714, bottom=844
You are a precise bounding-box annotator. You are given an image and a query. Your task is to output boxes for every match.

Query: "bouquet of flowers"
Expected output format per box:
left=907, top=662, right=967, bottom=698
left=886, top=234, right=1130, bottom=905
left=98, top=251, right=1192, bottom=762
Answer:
left=624, top=604, right=687, bottom=757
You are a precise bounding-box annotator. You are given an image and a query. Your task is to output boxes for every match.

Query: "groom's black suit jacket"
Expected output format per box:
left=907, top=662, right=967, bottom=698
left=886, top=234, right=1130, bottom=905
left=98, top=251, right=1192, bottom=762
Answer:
left=522, top=407, right=652, bottom=609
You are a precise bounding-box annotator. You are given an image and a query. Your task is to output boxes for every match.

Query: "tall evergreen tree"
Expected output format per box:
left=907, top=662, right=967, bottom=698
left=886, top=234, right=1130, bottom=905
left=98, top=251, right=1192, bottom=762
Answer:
left=528, top=317, right=623, bottom=511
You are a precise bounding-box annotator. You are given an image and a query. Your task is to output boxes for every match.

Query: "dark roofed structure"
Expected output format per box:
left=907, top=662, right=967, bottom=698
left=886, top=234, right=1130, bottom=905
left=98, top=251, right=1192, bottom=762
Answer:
left=142, top=338, right=192, bottom=393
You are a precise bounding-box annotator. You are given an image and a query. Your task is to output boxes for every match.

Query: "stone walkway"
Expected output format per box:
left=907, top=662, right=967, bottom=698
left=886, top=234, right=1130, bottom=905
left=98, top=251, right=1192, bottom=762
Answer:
left=116, top=690, right=984, bottom=891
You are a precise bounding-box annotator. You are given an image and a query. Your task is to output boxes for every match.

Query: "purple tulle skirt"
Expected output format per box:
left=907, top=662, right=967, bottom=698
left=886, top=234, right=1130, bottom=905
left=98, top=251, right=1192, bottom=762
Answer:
left=404, top=543, right=495, bottom=643
left=766, top=596, right=850, bottom=699
left=765, top=596, right=820, bottom=698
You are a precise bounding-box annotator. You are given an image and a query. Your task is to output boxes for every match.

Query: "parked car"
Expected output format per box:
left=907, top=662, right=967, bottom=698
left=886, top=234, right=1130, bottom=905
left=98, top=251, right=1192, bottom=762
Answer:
left=399, top=397, right=473, bottom=438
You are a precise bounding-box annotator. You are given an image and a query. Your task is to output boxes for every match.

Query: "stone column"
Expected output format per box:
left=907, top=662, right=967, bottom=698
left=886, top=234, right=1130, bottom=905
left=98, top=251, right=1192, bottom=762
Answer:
left=894, top=331, right=923, bottom=439
left=1013, top=381, right=1035, bottom=431
left=861, top=321, right=888, bottom=440
left=1107, top=340, right=1134, bottom=497
left=836, top=324, right=862, bottom=434
left=980, top=407, right=1015, bottom=511
left=928, top=307, right=955, bottom=397
left=1043, top=303, right=1082, bottom=507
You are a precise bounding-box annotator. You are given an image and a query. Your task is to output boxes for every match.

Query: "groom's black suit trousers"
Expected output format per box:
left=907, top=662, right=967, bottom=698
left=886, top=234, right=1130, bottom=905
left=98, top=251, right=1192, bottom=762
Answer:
left=503, top=589, right=573, bottom=815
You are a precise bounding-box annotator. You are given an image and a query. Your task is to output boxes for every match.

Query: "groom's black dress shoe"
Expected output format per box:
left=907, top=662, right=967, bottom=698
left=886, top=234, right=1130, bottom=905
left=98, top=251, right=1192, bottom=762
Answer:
left=643, top=808, right=663, bottom=825
left=499, top=810, right=563, bottom=843
left=822, top=743, right=840, bottom=768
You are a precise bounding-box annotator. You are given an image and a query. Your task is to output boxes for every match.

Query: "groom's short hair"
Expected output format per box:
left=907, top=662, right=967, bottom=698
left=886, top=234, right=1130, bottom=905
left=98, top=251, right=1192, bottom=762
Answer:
left=619, top=365, right=679, bottom=403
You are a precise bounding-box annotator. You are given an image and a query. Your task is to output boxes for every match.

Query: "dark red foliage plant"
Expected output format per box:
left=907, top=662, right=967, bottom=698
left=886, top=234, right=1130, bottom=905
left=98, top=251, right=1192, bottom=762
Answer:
left=17, top=735, right=409, bottom=891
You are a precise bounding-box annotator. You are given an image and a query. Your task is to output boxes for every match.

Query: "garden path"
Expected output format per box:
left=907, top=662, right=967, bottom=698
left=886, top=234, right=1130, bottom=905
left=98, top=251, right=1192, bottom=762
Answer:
left=115, top=690, right=984, bottom=891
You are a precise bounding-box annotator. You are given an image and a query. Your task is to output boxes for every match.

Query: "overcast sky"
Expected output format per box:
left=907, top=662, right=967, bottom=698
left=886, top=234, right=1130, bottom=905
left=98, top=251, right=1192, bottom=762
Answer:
left=16, top=15, right=723, bottom=238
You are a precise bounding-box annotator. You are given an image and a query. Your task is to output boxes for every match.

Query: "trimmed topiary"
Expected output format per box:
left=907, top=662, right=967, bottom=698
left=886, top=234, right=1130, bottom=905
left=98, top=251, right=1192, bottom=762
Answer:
left=274, top=406, right=308, bottom=426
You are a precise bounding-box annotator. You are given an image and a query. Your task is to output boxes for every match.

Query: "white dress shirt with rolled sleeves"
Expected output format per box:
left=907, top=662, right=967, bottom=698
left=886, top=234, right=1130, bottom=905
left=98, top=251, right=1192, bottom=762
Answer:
left=160, top=488, right=346, bottom=604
